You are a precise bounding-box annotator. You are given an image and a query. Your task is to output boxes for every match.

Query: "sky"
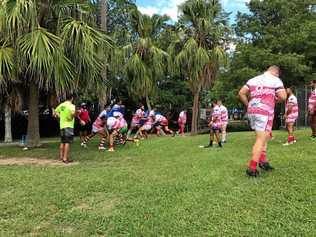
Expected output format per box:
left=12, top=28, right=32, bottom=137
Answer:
left=136, top=0, right=250, bottom=24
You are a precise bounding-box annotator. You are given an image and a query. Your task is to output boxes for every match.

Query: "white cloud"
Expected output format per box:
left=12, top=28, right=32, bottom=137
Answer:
left=138, top=6, right=159, bottom=16
left=137, top=0, right=250, bottom=21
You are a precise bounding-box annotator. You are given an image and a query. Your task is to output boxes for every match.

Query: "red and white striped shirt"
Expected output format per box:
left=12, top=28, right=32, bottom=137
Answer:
left=178, top=111, right=187, bottom=124
left=286, top=95, right=299, bottom=119
left=243, top=72, right=284, bottom=117
left=308, top=90, right=316, bottom=115
left=219, top=105, right=228, bottom=123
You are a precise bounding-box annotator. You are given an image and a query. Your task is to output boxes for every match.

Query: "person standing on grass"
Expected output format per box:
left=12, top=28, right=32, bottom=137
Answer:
left=308, top=80, right=316, bottom=140
left=204, top=101, right=222, bottom=148
left=77, top=103, right=91, bottom=143
left=218, top=100, right=228, bottom=143
left=54, top=94, right=76, bottom=164
left=239, top=66, right=287, bottom=177
left=283, top=87, right=299, bottom=146
left=178, top=110, right=187, bottom=136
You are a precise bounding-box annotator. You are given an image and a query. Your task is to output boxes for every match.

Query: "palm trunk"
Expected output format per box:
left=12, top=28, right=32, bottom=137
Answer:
left=191, top=92, right=200, bottom=135
left=99, top=0, right=108, bottom=110
left=26, top=82, right=40, bottom=147
left=146, top=95, right=152, bottom=111
left=4, top=101, right=12, bottom=143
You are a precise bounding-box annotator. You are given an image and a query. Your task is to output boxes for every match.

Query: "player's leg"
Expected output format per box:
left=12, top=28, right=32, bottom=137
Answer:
left=247, top=131, right=269, bottom=176
left=215, top=130, right=222, bottom=147
left=59, top=143, right=64, bottom=160
left=108, top=130, right=117, bottom=152
left=81, top=127, right=97, bottom=147
left=221, top=123, right=227, bottom=143
left=98, top=130, right=107, bottom=150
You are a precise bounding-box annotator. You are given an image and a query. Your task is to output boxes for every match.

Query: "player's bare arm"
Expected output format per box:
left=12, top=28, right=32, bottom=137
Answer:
left=238, top=86, right=249, bottom=107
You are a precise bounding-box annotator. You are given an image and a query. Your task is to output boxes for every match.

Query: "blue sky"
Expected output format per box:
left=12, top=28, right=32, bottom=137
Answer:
left=136, top=0, right=250, bottom=23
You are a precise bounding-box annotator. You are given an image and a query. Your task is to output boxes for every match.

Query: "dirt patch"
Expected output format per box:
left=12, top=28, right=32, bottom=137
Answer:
left=0, top=157, right=79, bottom=166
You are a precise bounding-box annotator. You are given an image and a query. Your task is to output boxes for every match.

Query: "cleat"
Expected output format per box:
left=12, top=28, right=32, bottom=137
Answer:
left=98, top=146, right=106, bottom=151
left=246, top=168, right=259, bottom=177
left=204, top=144, right=213, bottom=148
left=108, top=147, right=114, bottom=152
left=218, top=142, right=222, bottom=148
left=259, top=162, right=274, bottom=171
left=81, top=143, right=87, bottom=148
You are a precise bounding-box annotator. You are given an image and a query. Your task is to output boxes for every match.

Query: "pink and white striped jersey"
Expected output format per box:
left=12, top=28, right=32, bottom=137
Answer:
left=155, top=114, right=168, bottom=126
left=144, top=116, right=154, bottom=126
left=243, top=72, right=284, bottom=117
left=178, top=111, right=187, bottom=124
left=211, top=106, right=222, bottom=128
left=219, top=105, right=228, bottom=123
left=132, top=109, right=145, bottom=124
left=286, top=95, right=299, bottom=119
left=308, top=90, right=316, bottom=115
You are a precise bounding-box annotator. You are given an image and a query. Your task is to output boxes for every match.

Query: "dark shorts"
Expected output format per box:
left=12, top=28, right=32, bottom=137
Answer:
left=211, top=128, right=221, bottom=133
left=79, top=123, right=89, bottom=132
left=60, top=128, right=74, bottom=144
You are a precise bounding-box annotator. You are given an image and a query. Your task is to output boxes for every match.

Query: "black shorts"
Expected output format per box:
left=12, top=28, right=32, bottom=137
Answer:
left=79, top=123, right=89, bottom=132
left=211, top=128, right=221, bottom=133
left=60, top=128, right=74, bottom=144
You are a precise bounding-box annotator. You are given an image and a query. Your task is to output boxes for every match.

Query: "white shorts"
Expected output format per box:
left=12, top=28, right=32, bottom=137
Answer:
left=248, top=114, right=273, bottom=132
left=286, top=116, right=297, bottom=124
left=143, top=125, right=152, bottom=131
left=92, top=125, right=104, bottom=134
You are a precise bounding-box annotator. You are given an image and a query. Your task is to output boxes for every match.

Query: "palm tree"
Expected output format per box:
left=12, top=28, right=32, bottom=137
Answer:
left=118, top=9, right=170, bottom=109
left=1, top=0, right=113, bottom=147
left=0, top=41, right=15, bottom=143
left=169, top=0, right=229, bottom=134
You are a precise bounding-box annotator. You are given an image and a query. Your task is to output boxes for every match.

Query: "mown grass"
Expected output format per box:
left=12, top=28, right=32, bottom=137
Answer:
left=0, top=130, right=315, bottom=236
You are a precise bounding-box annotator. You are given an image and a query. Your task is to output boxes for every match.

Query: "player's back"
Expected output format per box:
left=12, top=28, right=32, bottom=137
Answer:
left=247, top=72, right=283, bottom=116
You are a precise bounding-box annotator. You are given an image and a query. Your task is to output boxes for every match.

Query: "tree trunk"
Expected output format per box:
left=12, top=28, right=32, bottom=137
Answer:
left=4, top=101, right=12, bottom=143
left=146, top=95, right=152, bottom=111
left=99, top=0, right=108, bottom=110
left=191, top=92, right=200, bottom=135
left=26, top=82, right=41, bottom=147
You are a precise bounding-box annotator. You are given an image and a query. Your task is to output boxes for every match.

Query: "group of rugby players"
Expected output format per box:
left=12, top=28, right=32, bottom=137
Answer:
left=77, top=100, right=188, bottom=152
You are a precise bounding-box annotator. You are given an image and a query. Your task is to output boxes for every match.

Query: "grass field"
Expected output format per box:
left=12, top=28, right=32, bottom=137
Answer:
left=0, top=130, right=315, bottom=236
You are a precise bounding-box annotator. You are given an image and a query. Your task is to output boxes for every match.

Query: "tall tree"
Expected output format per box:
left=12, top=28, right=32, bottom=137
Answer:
left=116, top=9, right=170, bottom=110
left=169, top=0, right=229, bottom=134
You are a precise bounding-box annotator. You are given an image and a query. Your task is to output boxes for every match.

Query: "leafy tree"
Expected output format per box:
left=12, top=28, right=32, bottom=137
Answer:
left=115, top=9, right=170, bottom=110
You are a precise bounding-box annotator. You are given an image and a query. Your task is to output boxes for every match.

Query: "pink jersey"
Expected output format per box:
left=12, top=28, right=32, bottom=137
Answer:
left=286, top=95, right=299, bottom=119
left=219, top=105, right=228, bottom=123
left=118, top=118, right=127, bottom=129
left=132, top=109, right=144, bottom=124
left=155, top=114, right=168, bottom=126
left=145, top=117, right=154, bottom=126
left=93, top=110, right=108, bottom=129
left=211, top=106, right=222, bottom=128
left=308, top=90, right=316, bottom=114
left=178, top=111, right=187, bottom=124
left=244, top=72, right=284, bottom=117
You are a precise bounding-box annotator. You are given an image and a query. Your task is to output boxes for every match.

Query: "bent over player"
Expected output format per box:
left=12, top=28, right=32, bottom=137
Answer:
left=239, top=66, right=287, bottom=177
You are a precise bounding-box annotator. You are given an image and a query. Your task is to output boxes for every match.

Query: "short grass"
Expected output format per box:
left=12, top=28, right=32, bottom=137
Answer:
left=0, top=130, right=315, bottom=236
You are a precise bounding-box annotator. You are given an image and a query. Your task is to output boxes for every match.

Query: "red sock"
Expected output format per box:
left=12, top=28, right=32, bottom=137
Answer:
left=288, top=136, right=294, bottom=143
left=259, top=151, right=267, bottom=163
left=249, top=160, right=258, bottom=171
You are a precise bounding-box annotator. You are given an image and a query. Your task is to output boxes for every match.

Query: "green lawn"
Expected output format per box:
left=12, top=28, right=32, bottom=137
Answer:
left=0, top=130, right=315, bottom=236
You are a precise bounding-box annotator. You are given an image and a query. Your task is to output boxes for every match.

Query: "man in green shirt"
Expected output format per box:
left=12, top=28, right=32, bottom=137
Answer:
left=54, top=94, right=76, bottom=164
